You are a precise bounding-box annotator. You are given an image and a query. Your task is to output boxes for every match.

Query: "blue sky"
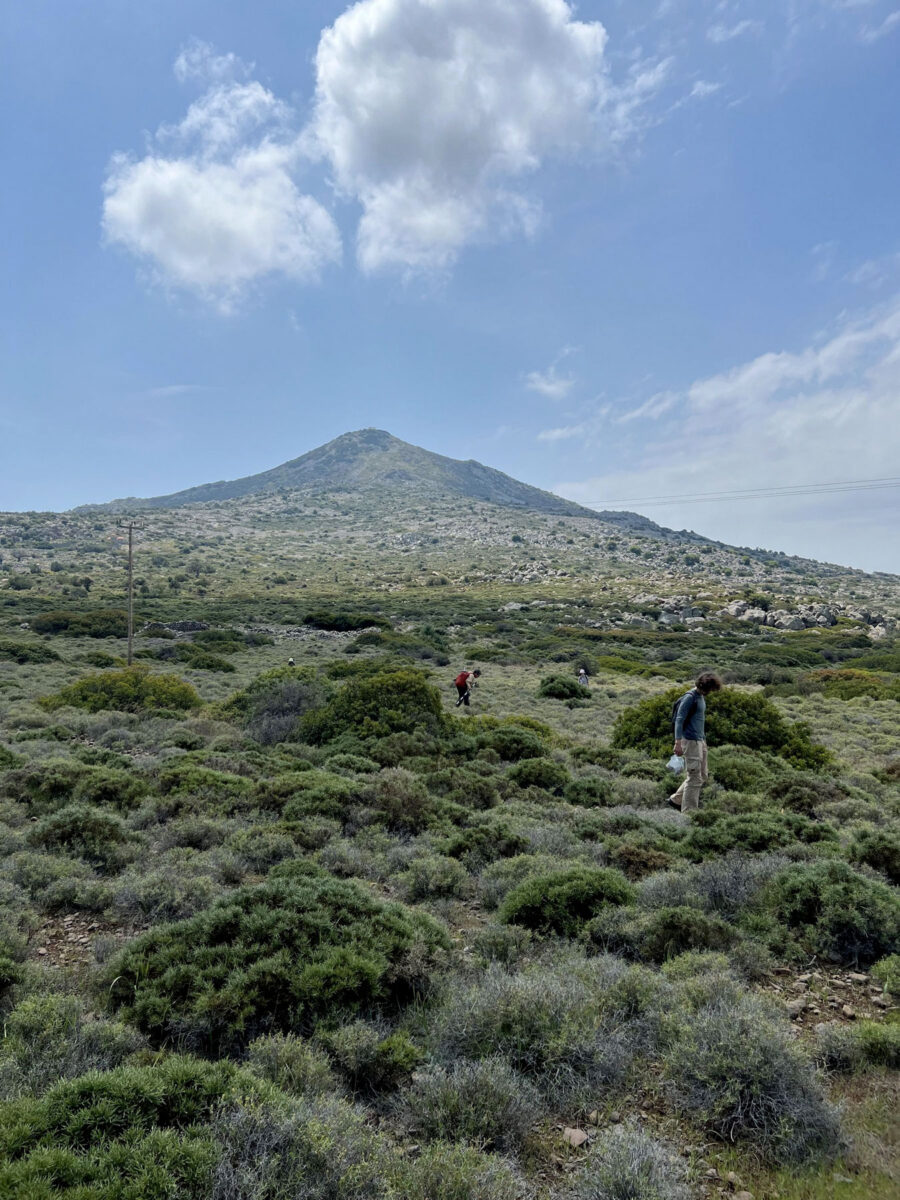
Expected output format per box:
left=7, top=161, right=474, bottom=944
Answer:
left=2, top=0, right=899, bottom=571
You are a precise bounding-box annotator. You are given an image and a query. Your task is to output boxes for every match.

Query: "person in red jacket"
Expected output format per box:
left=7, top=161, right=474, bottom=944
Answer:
left=454, top=668, right=481, bottom=707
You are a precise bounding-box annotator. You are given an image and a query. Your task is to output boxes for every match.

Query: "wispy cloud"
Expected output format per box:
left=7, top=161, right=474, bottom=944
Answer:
left=707, top=19, right=764, bottom=43
left=859, top=8, right=900, bottom=41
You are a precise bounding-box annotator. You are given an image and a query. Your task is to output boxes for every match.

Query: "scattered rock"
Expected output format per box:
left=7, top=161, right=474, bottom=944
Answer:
left=562, top=1128, right=588, bottom=1149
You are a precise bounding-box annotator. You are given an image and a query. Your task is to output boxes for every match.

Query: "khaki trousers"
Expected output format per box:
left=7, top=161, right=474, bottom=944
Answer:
left=672, top=739, right=708, bottom=812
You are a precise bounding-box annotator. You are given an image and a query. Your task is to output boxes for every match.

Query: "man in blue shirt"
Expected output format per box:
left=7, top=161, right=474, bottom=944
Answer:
left=668, top=672, right=723, bottom=812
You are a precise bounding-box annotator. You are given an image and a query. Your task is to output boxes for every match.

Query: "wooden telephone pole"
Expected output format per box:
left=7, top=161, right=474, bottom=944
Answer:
left=118, top=521, right=143, bottom=665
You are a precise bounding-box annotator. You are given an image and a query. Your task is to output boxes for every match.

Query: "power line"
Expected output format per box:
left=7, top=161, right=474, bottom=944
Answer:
left=577, top=475, right=900, bottom=509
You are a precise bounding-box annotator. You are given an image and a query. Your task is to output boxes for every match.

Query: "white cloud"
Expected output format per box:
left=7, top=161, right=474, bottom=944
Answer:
left=308, top=0, right=666, bottom=272
left=688, top=79, right=722, bottom=99
left=537, top=423, right=586, bottom=441
left=173, top=40, right=250, bottom=84
left=553, top=297, right=900, bottom=570
left=707, top=19, right=764, bottom=43
left=859, top=8, right=900, bottom=40
left=103, top=46, right=341, bottom=307
left=526, top=365, right=577, bottom=401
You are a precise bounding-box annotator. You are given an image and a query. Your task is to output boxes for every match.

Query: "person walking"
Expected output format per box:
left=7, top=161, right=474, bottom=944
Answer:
left=577, top=667, right=590, bottom=688
left=668, top=672, right=723, bottom=812
left=454, top=668, right=481, bottom=707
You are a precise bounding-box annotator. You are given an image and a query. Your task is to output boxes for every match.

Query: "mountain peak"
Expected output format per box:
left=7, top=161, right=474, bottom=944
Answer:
left=78, top=429, right=665, bottom=535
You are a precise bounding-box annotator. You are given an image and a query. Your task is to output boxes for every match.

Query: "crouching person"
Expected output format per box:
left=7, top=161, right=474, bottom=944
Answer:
left=668, top=672, right=723, bottom=812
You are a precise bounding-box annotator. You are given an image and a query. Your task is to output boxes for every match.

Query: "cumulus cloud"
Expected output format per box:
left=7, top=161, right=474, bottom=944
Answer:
left=103, top=46, right=341, bottom=306
left=552, top=297, right=900, bottom=569
left=307, top=0, right=664, bottom=273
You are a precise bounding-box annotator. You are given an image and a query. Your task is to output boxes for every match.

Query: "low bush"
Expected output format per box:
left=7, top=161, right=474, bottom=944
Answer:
left=639, top=852, right=789, bottom=922
left=433, top=956, right=631, bottom=1100
left=209, top=1094, right=384, bottom=1200
left=0, top=1056, right=252, bottom=1198
left=762, top=860, right=900, bottom=965
left=570, top=1122, right=689, bottom=1200
left=442, top=820, right=530, bottom=869
left=30, top=608, right=129, bottom=637
left=401, top=854, right=470, bottom=901
left=302, top=669, right=446, bottom=744
left=317, top=1021, right=423, bottom=1096
left=815, top=1020, right=900, bottom=1073
left=0, top=639, right=60, bottom=664
left=0, top=993, right=146, bottom=1100
left=395, top=1056, right=542, bottom=1152
left=872, top=954, right=900, bottom=996
left=3, top=851, right=109, bottom=912
left=768, top=774, right=846, bottom=816
left=500, top=867, right=634, bottom=937
left=849, top=826, right=900, bottom=885
left=245, top=1032, right=335, bottom=1096
left=538, top=674, right=586, bottom=700
left=110, top=850, right=223, bottom=923
left=72, top=765, right=148, bottom=810
left=41, top=665, right=201, bottom=713
left=683, top=810, right=837, bottom=858
left=369, top=767, right=439, bottom=833
left=222, top=667, right=332, bottom=745
left=663, top=993, right=842, bottom=1164
left=105, top=872, right=450, bottom=1053
left=507, top=756, right=570, bottom=793
left=390, top=1141, right=524, bottom=1200
left=26, top=804, right=135, bottom=872
left=2, top=758, right=92, bottom=813
left=587, top=905, right=736, bottom=964
left=305, top=610, right=390, bottom=632
left=477, top=723, right=547, bottom=762
left=565, top=774, right=616, bottom=807
left=612, top=687, right=830, bottom=769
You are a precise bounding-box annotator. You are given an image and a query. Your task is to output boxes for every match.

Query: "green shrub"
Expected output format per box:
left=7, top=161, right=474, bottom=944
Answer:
left=872, top=954, right=900, bottom=996
left=425, top=765, right=500, bottom=810
left=768, top=774, right=845, bottom=816
left=245, top=1032, right=336, bottom=1096
left=637, top=906, right=737, bottom=963
left=26, top=804, right=134, bottom=872
left=105, top=873, right=450, bottom=1053
left=763, top=860, right=900, bottom=966
left=849, top=826, right=900, bottom=885
left=500, top=867, right=634, bottom=937
left=302, top=669, right=445, bottom=744
left=3, top=851, right=109, bottom=912
left=611, top=687, right=830, bottom=769
left=507, top=756, right=570, bottom=793
left=433, top=956, right=630, bottom=1099
left=369, top=767, right=439, bottom=833
left=305, top=610, right=390, bottom=632
left=110, top=851, right=222, bottom=923
left=707, top=746, right=778, bottom=794
left=663, top=994, right=841, bottom=1164
left=222, top=666, right=332, bottom=744
left=571, top=1122, right=689, bottom=1200
left=0, top=745, right=23, bottom=769
left=477, top=724, right=546, bottom=762
left=396, top=1056, right=542, bottom=1153
left=317, top=1021, right=423, bottom=1095
left=442, top=821, right=529, bottom=869
left=41, top=665, right=201, bottom=713
left=538, top=674, right=586, bottom=700
left=72, top=765, right=148, bottom=810
left=2, top=758, right=92, bottom=812
left=30, top=609, right=129, bottom=637
left=402, top=854, right=470, bottom=901
left=0, top=639, right=60, bottom=664
left=564, top=774, right=615, bottom=807
left=684, top=811, right=837, bottom=858
left=280, top=772, right=357, bottom=822
left=209, top=1094, right=384, bottom=1200
left=389, top=1141, right=524, bottom=1200
left=0, top=993, right=146, bottom=1100
left=0, top=1056, right=251, bottom=1198
left=797, top=668, right=900, bottom=701
left=815, top=1020, right=900, bottom=1073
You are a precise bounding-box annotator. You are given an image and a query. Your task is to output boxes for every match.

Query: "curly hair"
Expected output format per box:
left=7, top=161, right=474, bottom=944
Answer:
left=695, top=672, right=723, bottom=694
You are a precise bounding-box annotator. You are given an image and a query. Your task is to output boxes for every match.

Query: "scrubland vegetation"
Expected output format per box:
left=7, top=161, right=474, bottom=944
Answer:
left=0, top=485, right=898, bottom=1199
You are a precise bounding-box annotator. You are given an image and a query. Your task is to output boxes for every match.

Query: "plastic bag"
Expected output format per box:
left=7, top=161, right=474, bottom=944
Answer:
left=666, top=754, right=685, bottom=774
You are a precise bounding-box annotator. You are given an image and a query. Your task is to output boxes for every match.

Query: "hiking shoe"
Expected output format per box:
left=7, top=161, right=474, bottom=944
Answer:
left=667, top=796, right=682, bottom=811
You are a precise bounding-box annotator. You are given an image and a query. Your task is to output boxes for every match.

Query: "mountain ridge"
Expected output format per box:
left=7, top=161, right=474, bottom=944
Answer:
left=75, top=428, right=672, bottom=536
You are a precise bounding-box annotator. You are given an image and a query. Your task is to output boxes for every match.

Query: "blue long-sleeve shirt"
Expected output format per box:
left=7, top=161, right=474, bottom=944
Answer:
left=674, top=689, right=706, bottom=741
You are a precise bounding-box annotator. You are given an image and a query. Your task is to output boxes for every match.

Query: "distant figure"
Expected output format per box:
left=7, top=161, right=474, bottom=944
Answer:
left=668, top=672, right=723, bottom=813
left=454, top=668, right=481, bottom=707
left=288, top=657, right=295, bottom=667
left=577, top=668, right=590, bottom=688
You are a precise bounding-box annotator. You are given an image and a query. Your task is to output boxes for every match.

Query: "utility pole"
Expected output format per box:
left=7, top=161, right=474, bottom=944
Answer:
left=117, top=520, right=143, bottom=665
